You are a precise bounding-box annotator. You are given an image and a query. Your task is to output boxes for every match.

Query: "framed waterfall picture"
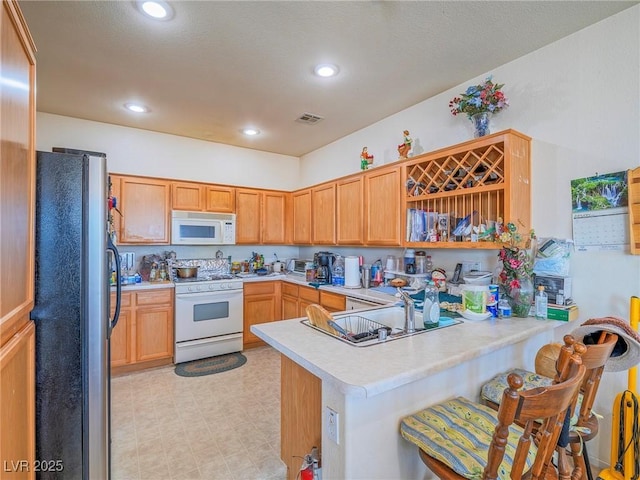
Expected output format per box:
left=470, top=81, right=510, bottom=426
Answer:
left=571, top=170, right=629, bottom=251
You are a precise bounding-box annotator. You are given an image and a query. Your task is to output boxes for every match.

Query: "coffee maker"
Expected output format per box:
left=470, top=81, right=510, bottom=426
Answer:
left=314, top=251, right=335, bottom=284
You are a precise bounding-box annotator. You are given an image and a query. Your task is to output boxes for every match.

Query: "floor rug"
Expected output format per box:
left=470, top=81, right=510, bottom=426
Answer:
left=174, top=352, right=247, bottom=377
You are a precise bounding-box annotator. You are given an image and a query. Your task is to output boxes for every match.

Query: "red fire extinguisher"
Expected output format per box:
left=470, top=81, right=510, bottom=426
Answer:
left=299, top=455, right=314, bottom=480
left=298, top=446, right=319, bottom=480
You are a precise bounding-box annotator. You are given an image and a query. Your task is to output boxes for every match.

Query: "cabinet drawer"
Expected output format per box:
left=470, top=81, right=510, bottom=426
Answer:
left=136, top=289, right=173, bottom=306
left=244, top=281, right=277, bottom=296
left=298, top=286, right=319, bottom=303
left=111, top=291, right=132, bottom=308
left=320, top=291, right=346, bottom=312
left=282, top=282, right=299, bottom=298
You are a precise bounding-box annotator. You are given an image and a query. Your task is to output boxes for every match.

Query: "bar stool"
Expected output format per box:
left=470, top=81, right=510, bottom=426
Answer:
left=480, top=332, right=618, bottom=480
left=400, top=338, right=586, bottom=480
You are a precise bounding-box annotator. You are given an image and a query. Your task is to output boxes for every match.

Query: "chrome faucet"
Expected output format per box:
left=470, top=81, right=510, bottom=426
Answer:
left=397, top=288, right=416, bottom=334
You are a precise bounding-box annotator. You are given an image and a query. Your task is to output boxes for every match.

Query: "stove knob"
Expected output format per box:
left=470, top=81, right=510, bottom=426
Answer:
left=209, top=284, right=215, bottom=290
left=187, top=286, right=193, bottom=292
left=195, top=285, right=202, bottom=292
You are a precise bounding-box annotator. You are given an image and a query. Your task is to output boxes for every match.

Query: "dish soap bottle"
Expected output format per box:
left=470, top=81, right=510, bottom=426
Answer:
left=535, top=285, right=548, bottom=319
left=422, top=281, right=440, bottom=329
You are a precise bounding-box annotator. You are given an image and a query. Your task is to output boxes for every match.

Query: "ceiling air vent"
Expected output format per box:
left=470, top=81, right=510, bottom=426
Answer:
left=295, top=112, right=324, bottom=125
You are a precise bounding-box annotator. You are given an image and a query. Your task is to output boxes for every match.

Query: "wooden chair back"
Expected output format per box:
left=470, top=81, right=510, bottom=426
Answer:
left=485, top=342, right=587, bottom=480
left=573, top=332, right=617, bottom=426
left=419, top=339, right=586, bottom=480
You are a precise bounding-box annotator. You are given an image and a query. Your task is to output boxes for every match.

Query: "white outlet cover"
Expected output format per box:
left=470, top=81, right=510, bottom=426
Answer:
left=326, top=407, right=339, bottom=444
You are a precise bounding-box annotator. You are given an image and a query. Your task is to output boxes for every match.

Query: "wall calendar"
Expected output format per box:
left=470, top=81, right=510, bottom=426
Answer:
left=571, top=171, right=629, bottom=251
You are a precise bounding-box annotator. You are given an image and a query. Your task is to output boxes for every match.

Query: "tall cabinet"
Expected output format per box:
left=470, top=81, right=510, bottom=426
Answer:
left=0, top=1, right=37, bottom=477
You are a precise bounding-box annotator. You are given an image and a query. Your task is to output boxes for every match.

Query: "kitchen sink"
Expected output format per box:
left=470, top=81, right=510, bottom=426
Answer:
left=301, top=306, right=462, bottom=347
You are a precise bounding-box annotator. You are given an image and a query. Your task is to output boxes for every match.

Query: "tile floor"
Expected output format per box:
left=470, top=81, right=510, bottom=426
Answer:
left=111, top=346, right=287, bottom=480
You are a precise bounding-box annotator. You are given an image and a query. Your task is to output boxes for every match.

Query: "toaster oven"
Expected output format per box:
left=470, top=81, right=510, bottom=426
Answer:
left=288, top=259, right=313, bottom=275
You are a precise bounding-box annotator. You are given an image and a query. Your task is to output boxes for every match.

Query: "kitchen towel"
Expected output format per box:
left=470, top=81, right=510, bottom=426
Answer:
left=344, top=256, right=361, bottom=288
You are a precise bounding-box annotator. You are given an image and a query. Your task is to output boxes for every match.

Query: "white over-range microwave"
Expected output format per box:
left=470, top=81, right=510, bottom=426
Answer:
left=171, top=211, right=236, bottom=245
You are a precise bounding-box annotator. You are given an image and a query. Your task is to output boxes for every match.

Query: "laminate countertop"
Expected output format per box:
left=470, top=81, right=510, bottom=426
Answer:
left=251, top=309, right=566, bottom=399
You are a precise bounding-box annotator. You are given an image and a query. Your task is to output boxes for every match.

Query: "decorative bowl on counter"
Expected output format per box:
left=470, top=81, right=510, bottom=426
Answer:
left=459, top=309, right=491, bottom=321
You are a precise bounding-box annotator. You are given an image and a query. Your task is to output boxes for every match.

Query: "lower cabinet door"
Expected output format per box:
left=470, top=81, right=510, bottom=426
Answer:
left=110, top=310, right=131, bottom=367
left=135, top=307, right=173, bottom=362
left=0, top=321, right=35, bottom=478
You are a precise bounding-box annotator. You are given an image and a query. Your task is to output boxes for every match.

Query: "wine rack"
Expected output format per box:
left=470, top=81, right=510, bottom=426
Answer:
left=403, top=129, right=531, bottom=249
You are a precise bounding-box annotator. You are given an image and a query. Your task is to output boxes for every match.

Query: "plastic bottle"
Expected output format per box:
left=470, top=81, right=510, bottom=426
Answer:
left=535, top=285, right=548, bottom=319
left=332, top=254, right=345, bottom=286
left=422, top=281, right=440, bottom=328
left=498, top=297, right=512, bottom=318
left=425, top=255, right=434, bottom=280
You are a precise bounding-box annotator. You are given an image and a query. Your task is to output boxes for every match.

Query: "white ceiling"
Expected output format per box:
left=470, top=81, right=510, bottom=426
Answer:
left=20, top=1, right=637, bottom=157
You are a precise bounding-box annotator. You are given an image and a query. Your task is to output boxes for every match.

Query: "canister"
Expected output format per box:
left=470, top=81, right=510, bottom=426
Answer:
left=461, top=284, right=489, bottom=314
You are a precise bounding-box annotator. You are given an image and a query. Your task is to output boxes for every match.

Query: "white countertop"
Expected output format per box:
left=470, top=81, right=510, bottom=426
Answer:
left=251, top=309, right=564, bottom=399
left=112, top=281, right=174, bottom=291
left=111, top=272, right=396, bottom=304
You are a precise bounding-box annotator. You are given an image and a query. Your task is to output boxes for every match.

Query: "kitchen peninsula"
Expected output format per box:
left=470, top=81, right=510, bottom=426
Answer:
left=252, top=310, right=570, bottom=479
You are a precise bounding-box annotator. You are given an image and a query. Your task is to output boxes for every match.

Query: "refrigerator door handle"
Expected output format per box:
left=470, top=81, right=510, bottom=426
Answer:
left=107, top=235, right=122, bottom=334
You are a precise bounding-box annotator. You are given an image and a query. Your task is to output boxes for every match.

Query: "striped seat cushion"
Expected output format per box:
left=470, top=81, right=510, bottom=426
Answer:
left=400, top=396, right=537, bottom=480
left=481, top=369, right=582, bottom=427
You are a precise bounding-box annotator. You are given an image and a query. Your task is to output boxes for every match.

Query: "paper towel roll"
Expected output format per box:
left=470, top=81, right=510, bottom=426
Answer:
left=344, top=256, right=361, bottom=288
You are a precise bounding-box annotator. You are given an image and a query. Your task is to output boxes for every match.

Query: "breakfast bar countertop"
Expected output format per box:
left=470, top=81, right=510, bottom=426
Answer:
left=252, top=310, right=566, bottom=398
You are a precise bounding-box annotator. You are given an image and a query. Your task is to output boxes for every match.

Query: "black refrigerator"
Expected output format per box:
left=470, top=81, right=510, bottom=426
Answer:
left=31, top=149, right=121, bottom=479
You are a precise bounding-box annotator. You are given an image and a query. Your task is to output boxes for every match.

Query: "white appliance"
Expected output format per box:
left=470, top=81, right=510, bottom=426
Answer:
left=344, top=256, right=361, bottom=288
left=171, top=210, right=236, bottom=245
left=174, top=274, right=243, bottom=363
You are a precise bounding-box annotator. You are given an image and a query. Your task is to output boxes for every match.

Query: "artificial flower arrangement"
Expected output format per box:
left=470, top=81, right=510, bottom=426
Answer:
left=449, top=76, right=509, bottom=118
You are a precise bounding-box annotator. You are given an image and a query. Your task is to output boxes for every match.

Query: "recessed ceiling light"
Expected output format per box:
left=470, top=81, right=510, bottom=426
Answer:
left=124, top=103, right=150, bottom=113
left=136, top=1, right=174, bottom=20
left=242, top=128, right=260, bottom=136
left=314, top=64, right=339, bottom=78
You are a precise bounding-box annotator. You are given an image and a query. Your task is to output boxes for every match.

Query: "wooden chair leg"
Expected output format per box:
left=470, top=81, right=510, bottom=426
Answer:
left=556, top=446, right=573, bottom=480
left=569, top=441, right=588, bottom=480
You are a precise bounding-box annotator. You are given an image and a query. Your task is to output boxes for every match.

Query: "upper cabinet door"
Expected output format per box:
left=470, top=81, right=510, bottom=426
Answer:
left=236, top=188, right=261, bottom=244
left=292, top=189, right=312, bottom=244
left=262, top=190, right=288, bottom=244
left=172, top=182, right=236, bottom=213
left=336, top=176, right=364, bottom=245
left=172, top=182, right=203, bottom=211
left=119, top=177, right=171, bottom=244
left=204, top=185, right=235, bottom=213
left=312, top=183, right=336, bottom=244
left=364, top=166, right=402, bottom=246
left=1, top=0, right=37, bottom=344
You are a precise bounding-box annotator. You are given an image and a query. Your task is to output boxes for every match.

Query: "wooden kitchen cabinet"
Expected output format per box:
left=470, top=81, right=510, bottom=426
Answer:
left=320, top=290, right=346, bottom=312
left=628, top=166, right=640, bottom=254
left=110, top=288, right=174, bottom=374
left=403, top=130, right=531, bottom=249
left=262, top=190, right=288, bottom=244
left=364, top=165, right=402, bottom=246
left=281, top=283, right=345, bottom=318
left=337, top=175, right=364, bottom=245
left=298, top=285, right=320, bottom=316
left=0, top=1, right=37, bottom=476
left=292, top=189, right=312, bottom=244
left=0, top=322, right=36, bottom=480
left=172, top=181, right=235, bottom=213
left=112, top=175, right=171, bottom=244
left=110, top=292, right=132, bottom=367
left=312, top=182, right=336, bottom=244
left=281, top=355, right=321, bottom=480
left=236, top=188, right=288, bottom=244
left=243, top=281, right=282, bottom=348
left=281, top=283, right=300, bottom=320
